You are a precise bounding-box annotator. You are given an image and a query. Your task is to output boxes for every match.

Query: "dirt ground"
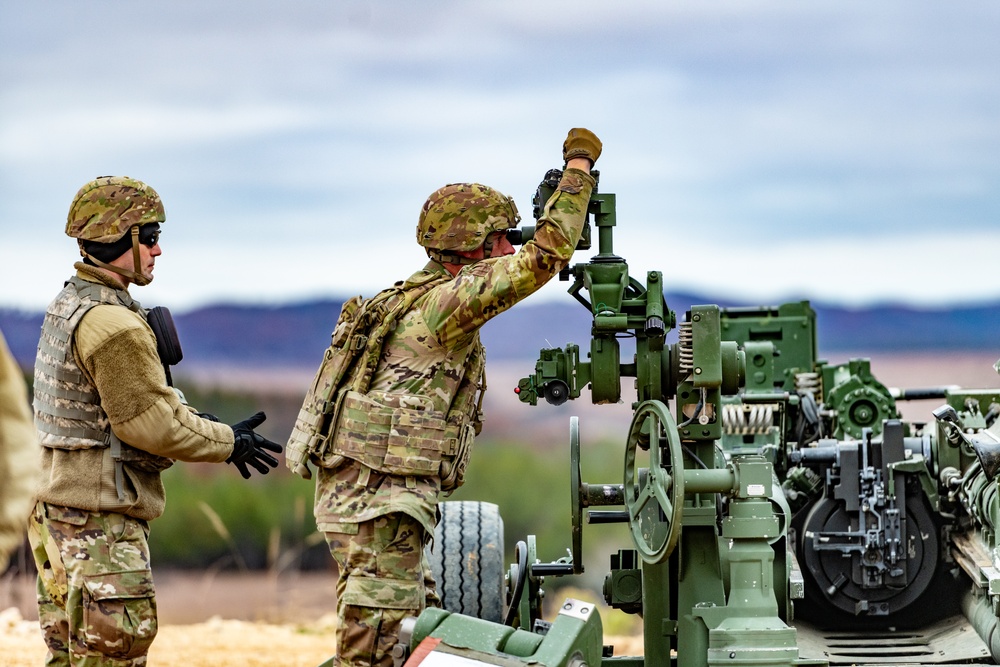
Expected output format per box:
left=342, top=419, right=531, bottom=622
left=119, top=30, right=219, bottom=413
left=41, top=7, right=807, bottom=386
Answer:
left=0, top=573, right=642, bottom=666
left=1, top=610, right=339, bottom=667
left=0, top=571, right=343, bottom=667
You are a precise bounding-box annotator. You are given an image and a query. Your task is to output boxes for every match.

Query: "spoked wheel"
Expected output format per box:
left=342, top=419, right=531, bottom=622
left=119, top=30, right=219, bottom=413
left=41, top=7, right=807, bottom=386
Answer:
left=624, top=399, right=685, bottom=564
left=428, top=501, right=505, bottom=622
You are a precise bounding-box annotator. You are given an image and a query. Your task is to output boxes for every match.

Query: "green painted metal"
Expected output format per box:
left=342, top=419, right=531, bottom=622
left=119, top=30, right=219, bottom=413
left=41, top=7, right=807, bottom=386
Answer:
left=406, top=599, right=604, bottom=667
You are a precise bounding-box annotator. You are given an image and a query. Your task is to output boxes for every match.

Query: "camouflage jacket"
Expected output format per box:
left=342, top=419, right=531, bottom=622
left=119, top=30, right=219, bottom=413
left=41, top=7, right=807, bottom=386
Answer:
left=33, top=264, right=233, bottom=521
left=315, top=167, right=595, bottom=536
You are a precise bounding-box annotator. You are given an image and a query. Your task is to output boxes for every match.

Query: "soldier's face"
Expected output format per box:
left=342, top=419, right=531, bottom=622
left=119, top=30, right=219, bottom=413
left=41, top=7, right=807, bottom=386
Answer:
left=107, top=234, right=161, bottom=284
left=138, top=238, right=161, bottom=281
left=487, top=231, right=515, bottom=258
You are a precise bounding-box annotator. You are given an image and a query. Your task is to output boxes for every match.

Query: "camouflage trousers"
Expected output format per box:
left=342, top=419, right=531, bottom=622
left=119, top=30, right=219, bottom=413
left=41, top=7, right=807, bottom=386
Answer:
left=27, top=501, right=157, bottom=667
left=324, top=512, right=440, bottom=667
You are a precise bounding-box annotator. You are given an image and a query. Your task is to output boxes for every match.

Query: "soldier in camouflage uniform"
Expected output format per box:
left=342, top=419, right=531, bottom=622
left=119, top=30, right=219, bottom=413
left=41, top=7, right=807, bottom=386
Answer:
left=309, top=129, right=602, bottom=667
left=0, top=326, right=39, bottom=572
left=29, top=176, right=283, bottom=667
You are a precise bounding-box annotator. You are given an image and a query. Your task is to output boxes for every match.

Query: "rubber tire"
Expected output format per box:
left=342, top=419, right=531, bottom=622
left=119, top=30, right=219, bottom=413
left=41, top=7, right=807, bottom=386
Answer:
left=428, top=500, right=505, bottom=623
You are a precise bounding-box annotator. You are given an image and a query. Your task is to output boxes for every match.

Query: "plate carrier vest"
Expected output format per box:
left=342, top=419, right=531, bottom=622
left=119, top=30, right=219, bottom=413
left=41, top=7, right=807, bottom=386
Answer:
left=34, top=276, right=173, bottom=502
left=286, top=270, right=485, bottom=492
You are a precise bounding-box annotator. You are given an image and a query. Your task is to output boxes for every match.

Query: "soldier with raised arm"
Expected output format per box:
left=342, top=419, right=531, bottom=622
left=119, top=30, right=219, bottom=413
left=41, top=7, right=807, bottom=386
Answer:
left=287, top=128, right=602, bottom=667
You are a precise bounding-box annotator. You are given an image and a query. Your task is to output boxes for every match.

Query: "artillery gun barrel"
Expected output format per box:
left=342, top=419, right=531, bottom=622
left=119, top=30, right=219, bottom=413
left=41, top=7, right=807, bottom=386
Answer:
left=890, top=386, right=960, bottom=401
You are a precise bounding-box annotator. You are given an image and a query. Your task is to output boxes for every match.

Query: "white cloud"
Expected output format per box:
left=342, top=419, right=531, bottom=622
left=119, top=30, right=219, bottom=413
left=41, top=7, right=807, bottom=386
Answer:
left=0, top=104, right=324, bottom=163
left=2, top=1, right=999, bottom=310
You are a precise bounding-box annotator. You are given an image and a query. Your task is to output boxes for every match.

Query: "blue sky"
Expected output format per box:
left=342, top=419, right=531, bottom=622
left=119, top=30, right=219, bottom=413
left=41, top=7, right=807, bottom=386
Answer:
left=2, top=1, right=998, bottom=312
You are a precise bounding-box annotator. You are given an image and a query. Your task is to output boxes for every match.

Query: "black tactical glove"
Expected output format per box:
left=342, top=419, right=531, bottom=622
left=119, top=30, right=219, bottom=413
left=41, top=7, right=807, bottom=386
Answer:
left=562, top=128, right=602, bottom=166
left=227, top=412, right=282, bottom=479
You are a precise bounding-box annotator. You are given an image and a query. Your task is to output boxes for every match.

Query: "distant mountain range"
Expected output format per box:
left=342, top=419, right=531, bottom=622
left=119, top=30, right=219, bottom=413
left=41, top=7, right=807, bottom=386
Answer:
left=3, top=292, right=999, bottom=371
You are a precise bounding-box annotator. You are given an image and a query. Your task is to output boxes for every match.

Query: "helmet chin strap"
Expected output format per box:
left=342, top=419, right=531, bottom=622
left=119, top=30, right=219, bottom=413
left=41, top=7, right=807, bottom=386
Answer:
left=428, top=248, right=480, bottom=266
left=482, top=234, right=497, bottom=256
left=81, top=227, right=151, bottom=287
left=429, top=233, right=501, bottom=266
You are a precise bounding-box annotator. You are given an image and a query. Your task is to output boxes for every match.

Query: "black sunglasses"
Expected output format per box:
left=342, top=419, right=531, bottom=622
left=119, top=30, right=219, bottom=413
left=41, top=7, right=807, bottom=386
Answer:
left=137, top=223, right=161, bottom=248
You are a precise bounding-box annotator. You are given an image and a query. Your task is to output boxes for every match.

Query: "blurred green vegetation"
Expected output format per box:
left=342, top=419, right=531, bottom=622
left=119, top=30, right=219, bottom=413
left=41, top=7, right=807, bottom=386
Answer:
left=149, top=464, right=323, bottom=570
left=151, top=381, right=324, bottom=570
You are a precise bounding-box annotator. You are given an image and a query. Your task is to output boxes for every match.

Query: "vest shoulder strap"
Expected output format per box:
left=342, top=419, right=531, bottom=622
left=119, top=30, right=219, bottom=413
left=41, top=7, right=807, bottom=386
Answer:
left=349, top=273, right=450, bottom=394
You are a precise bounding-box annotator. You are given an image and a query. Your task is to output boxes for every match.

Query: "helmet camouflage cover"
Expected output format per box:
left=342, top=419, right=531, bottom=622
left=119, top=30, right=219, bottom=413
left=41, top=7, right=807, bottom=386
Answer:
left=417, top=183, right=520, bottom=252
left=66, top=176, right=165, bottom=243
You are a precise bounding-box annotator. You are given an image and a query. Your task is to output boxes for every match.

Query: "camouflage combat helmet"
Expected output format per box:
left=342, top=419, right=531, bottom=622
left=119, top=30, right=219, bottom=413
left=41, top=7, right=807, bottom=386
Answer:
left=66, top=176, right=165, bottom=286
left=67, top=176, right=165, bottom=243
left=417, top=183, right=520, bottom=264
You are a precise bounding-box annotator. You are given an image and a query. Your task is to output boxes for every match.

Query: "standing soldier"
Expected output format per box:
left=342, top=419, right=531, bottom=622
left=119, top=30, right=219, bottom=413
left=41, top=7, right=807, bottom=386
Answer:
left=29, top=176, right=283, bottom=666
left=0, top=327, right=39, bottom=572
left=286, top=128, right=602, bottom=666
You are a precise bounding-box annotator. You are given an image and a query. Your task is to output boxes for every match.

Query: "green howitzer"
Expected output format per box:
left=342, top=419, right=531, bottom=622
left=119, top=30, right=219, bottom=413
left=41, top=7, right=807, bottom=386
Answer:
left=713, top=306, right=1000, bottom=660
left=510, top=174, right=818, bottom=667
left=392, top=170, right=1000, bottom=667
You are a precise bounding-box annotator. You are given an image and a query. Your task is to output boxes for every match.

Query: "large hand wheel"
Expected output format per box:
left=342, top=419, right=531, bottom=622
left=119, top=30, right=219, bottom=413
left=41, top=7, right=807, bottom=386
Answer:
left=624, top=399, right=685, bottom=564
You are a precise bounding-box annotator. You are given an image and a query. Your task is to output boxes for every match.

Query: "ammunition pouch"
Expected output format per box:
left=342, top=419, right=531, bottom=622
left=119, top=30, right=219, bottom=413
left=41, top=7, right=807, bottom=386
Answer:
left=324, top=390, right=455, bottom=477
left=440, top=420, right=475, bottom=493
left=311, top=390, right=472, bottom=491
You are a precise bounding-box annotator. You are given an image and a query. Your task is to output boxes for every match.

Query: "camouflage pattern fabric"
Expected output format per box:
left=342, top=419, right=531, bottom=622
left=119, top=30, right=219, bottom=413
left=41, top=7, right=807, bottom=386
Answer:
left=66, top=177, right=165, bottom=243
left=27, top=500, right=157, bottom=666
left=323, top=510, right=435, bottom=667
left=312, top=167, right=595, bottom=665
left=286, top=272, right=450, bottom=480
left=417, top=183, right=520, bottom=252
left=34, top=276, right=143, bottom=451
left=327, top=389, right=468, bottom=477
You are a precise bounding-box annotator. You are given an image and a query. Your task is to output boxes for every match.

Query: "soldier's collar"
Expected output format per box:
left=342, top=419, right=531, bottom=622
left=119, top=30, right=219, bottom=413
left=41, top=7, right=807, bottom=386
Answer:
left=74, top=262, right=130, bottom=292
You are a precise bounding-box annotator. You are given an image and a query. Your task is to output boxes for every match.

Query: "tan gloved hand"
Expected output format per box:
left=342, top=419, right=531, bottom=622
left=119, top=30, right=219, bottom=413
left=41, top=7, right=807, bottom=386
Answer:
left=562, top=128, right=602, bottom=166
